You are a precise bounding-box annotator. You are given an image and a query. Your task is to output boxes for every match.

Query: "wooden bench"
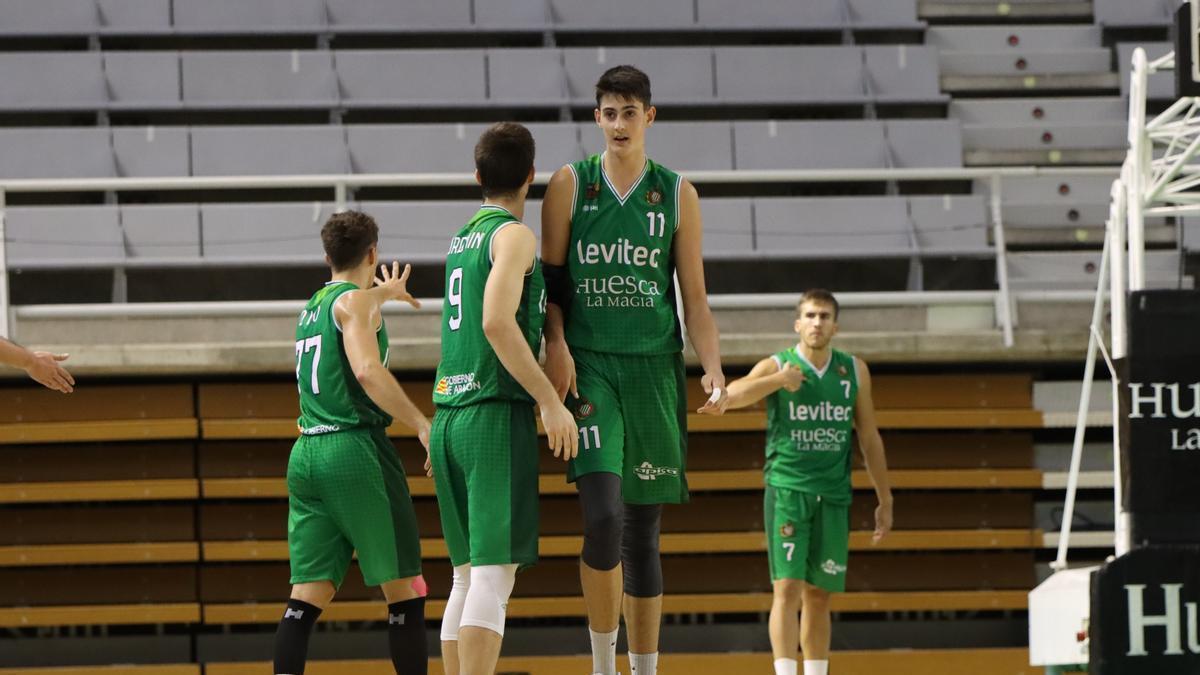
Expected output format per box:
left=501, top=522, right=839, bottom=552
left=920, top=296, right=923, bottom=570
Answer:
left=0, top=543, right=199, bottom=566
left=201, top=589, right=1031, bottom=625
left=0, top=385, right=197, bottom=445
left=0, top=662, right=199, bottom=667
left=201, top=648, right=1040, bottom=675
left=200, top=529, right=1042, bottom=564
left=0, top=603, right=201, bottom=628
left=0, top=479, right=200, bottom=504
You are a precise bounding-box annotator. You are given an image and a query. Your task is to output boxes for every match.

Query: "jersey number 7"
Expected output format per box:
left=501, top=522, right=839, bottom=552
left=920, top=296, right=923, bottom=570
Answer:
left=295, top=335, right=322, bottom=394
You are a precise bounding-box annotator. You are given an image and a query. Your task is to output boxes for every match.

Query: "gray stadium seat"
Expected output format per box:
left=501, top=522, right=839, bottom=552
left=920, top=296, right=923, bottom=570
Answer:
left=1002, top=203, right=1110, bottom=228
left=1118, top=43, right=1175, bottom=101
left=1095, top=0, right=1173, bottom=27
left=733, top=121, right=888, bottom=170
left=639, top=122, right=734, bottom=171
left=540, top=0, right=695, bottom=30
left=699, top=0, right=845, bottom=29
left=939, top=50, right=1111, bottom=76
left=716, top=47, right=864, bottom=104
left=1007, top=251, right=1188, bottom=291
left=908, top=195, right=990, bottom=254
left=112, top=126, right=190, bottom=177
left=698, top=199, right=754, bottom=258
left=885, top=120, right=963, bottom=168
left=360, top=201, right=477, bottom=261
left=488, top=49, right=569, bottom=105
left=347, top=123, right=583, bottom=174
left=0, top=52, right=106, bottom=110
left=473, top=0, right=552, bottom=29
left=182, top=51, right=337, bottom=108
left=0, top=0, right=170, bottom=34
left=848, top=0, right=921, bottom=29
left=336, top=50, right=487, bottom=106
left=998, top=174, right=1118, bottom=205
left=200, top=203, right=341, bottom=261
left=926, top=26, right=1102, bottom=51
left=864, top=45, right=944, bottom=103
left=5, top=206, right=124, bottom=268
left=0, top=128, right=114, bottom=179
left=190, top=126, right=350, bottom=176
left=961, top=123, right=1125, bottom=150
left=121, top=205, right=202, bottom=261
left=104, top=52, right=181, bottom=108
left=950, top=97, right=1127, bottom=124
left=563, top=47, right=715, bottom=105
left=1184, top=219, right=1200, bottom=252
left=753, top=196, right=912, bottom=257
left=326, top=0, right=472, bottom=30
left=172, top=0, right=325, bottom=33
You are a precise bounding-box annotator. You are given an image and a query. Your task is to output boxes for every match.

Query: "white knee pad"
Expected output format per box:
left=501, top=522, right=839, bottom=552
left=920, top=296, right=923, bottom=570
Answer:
left=439, top=564, right=471, bottom=642
left=459, top=564, right=517, bottom=637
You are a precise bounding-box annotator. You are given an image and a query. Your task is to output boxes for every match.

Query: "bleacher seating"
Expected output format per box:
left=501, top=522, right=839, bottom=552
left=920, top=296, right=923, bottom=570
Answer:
left=1118, top=42, right=1175, bottom=101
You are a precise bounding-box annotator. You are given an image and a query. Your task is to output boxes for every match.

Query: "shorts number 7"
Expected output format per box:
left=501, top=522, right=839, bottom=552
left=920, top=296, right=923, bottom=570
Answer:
left=782, top=541, right=795, bottom=562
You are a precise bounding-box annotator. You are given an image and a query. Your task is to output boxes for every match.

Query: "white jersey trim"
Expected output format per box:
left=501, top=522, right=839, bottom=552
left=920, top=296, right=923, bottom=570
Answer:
left=673, top=173, right=683, bottom=232
left=599, top=152, right=649, bottom=206
left=794, top=345, right=832, bottom=379
left=565, top=163, right=579, bottom=222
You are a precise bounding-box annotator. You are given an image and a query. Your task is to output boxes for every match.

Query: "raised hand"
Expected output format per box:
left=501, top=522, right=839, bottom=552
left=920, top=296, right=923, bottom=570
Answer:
left=777, top=363, right=805, bottom=393
left=374, top=262, right=421, bottom=309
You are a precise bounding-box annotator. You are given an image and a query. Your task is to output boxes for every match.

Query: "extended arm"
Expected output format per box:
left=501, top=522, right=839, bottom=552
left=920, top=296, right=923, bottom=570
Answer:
left=725, top=357, right=785, bottom=410
left=337, top=292, right=431, bottom=443
left=854, top=358, right=893, bottom=544
left=0, top=337, right=74, bottom=393
left=484, top=224, right=578, bottom=458
left=540, top=165, right=577, bottom=400
left=674, top=179, right=726, bottom=413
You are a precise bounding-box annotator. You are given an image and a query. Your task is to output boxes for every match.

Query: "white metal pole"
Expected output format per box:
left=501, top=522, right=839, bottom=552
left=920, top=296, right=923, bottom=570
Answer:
left=1053, top=221, right=1111, bottom=570
left=1127, top=49, right=1149, bottom=291
left=1110, top=173, right=1130, bottom=557
left=989, top=174, right=1015, bottom=347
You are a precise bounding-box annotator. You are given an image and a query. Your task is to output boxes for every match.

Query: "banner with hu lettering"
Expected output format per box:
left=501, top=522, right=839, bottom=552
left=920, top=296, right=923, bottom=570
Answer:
left=1122, top=290, right=1200, bottom=543
left=1089, top=546, right=1200, bottom=674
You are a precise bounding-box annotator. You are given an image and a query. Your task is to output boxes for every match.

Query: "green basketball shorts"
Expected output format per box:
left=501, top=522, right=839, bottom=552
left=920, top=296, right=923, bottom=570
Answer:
left=764, top=484, right=850, bottom=592
left=429, top=399, right=540, bottom=568
left=286, top=427, right=422, bottom=588
left=566, top=348, right=689, bottom=505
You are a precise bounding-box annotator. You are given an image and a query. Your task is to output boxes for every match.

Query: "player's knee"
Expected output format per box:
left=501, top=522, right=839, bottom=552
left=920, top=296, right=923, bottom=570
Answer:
left=801, top=583, right=831, bottom=609
left=459, top=564, right=517, bottom=637
left=290, top=581, right=336, bottom=609
left=581, top=498, right=623, bottom=571
left=773, top=579, right=804, bottom=607
left=621, top=504, right=663, bottom=597
left=439, top=564, right=471, bottom=643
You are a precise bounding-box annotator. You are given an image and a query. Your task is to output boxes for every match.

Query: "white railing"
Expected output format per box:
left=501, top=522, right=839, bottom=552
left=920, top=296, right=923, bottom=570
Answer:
left=0, top=165, right=1119, bottom=341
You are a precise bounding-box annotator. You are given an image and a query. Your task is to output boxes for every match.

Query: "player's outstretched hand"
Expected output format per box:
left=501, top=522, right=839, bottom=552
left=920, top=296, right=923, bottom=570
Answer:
left=423, top=450, right=433, bottom=478
left=542, top=400, right=579, bottom=461
left=544, top=341, right=577, bottom=402
left=872, top=501, right=893, bottom=545
left=26, top=352, right=74, bottom=393
left=374, top=262, right=421, bottom=309
left=696, top=370, right=728, bottom=415
left=778, top=363, right=805, bottom=392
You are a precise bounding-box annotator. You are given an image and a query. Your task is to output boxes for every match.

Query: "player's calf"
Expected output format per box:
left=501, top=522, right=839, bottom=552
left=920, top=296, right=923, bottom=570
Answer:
left=381, top=575, right=429, bottom=675
left=273, top=581, right=335, bottom=675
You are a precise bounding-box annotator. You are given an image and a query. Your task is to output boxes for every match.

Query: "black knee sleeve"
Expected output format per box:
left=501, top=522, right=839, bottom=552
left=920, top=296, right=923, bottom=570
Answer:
left=273, top=598, right=322, bottom=675
left=621, top=504, right=663, bottom=597
left=578, top=472, right=623, bottom=570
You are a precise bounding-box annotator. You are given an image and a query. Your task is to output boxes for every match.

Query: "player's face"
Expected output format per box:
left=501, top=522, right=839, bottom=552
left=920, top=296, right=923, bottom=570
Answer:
left=794, top=301, right=838, bottom=349
left=594, top=95, right=655, bottom=157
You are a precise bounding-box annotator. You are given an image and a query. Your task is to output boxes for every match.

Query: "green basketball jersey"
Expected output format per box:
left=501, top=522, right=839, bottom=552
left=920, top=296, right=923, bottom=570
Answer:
left=295, top=281, right=392, bottom=435
left=764, top=347, right=859, bottom=504
left=565, top=153, right=683, bottom=355
left=434, top=205, right=547, bottom=407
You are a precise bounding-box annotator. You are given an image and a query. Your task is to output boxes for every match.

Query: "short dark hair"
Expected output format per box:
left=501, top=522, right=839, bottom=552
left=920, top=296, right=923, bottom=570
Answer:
left=321, top=210, right=378, bottom=272
left=595, top=65, right=652, bottom=108
left=474, top=122, right=535, bottom=198
left=797, top=289, right=840, bottom=319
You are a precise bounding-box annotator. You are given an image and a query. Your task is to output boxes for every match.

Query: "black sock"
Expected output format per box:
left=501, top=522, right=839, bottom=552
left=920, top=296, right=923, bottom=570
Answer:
left=273, top=598, right=322, bottom=675
left=386, top=597, right=428, bottom=675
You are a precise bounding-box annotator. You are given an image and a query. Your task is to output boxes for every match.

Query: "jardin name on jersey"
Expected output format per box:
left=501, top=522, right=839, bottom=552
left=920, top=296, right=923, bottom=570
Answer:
left=436, top=372, right=483, bottom=397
